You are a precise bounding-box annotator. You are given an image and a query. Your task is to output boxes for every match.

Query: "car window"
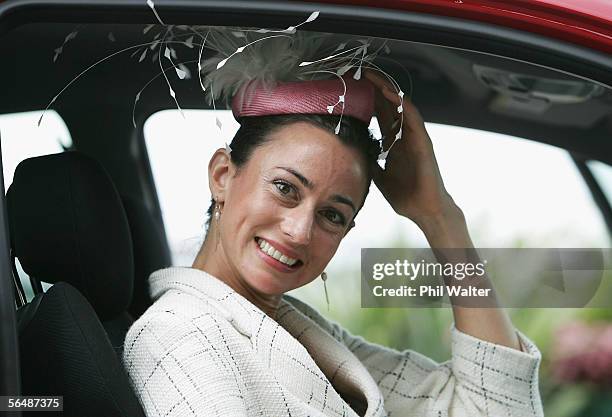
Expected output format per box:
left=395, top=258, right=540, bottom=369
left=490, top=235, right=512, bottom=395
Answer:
left=0, top=110, right=72, bottom=190
left=145, top=109, right=609, bottom=269
left=0, top=110, right=73, bottom=300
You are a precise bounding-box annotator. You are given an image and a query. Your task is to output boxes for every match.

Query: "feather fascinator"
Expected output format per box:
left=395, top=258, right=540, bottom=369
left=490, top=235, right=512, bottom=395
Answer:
left=41, top=2, right=408, bottom=161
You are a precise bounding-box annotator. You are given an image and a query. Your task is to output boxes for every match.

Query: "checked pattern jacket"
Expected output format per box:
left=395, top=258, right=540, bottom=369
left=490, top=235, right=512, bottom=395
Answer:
left=123, top=267, right=544, bottom=417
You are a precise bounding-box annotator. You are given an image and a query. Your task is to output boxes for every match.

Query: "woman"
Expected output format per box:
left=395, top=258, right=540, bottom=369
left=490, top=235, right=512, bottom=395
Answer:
left=123, top=65, right=543, bottom=416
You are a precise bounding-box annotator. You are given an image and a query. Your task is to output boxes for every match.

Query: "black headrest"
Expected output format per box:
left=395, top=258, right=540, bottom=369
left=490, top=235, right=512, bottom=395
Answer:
left=7, top=152, right=134, bottom=320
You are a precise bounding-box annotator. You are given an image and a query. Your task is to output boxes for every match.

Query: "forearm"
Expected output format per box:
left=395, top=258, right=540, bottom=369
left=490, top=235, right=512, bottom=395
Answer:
left=414, top=205, right=521, bottom=351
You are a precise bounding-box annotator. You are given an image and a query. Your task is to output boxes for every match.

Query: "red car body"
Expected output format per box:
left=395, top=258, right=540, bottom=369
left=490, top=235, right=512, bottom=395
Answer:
left=307, top=0, right=612, bottom=54
left=0, top=0, right=610, bottom=53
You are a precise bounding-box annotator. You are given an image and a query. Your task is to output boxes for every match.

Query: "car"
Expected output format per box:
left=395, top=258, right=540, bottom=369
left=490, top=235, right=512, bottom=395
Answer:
left=0, top=1, right=610, bottom=416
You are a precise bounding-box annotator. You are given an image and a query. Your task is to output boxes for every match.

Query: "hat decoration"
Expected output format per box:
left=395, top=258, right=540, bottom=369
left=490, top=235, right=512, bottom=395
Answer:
left=40, top=0, right=409, bottom=162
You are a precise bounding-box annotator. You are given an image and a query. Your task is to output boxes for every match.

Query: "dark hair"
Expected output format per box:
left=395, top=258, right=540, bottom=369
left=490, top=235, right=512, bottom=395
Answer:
left=204, top=114, right=380, bottom=233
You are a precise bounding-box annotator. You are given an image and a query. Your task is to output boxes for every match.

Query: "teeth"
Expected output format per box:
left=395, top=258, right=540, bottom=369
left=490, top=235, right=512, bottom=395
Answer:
left=257, top=238, right=298, bottom=266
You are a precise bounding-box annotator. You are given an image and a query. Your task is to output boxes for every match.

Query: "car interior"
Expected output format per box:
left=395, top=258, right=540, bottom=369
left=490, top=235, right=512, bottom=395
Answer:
left=0, top=2, right=611, bottom=416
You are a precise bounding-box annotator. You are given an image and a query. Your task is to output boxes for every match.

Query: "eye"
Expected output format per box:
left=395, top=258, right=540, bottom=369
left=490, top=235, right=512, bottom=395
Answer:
left=273, top=180, right=296, bottom=197
left=322, top=209, right=346, bottom=226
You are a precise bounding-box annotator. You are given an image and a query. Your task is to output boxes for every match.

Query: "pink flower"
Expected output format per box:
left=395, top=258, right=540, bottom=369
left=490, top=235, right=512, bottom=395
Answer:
left=551, top=322, right=612, bottom=385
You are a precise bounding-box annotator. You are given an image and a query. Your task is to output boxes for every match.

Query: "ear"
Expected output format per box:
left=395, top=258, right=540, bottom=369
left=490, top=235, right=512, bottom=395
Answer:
left=208, top=148, right=233, bottom=204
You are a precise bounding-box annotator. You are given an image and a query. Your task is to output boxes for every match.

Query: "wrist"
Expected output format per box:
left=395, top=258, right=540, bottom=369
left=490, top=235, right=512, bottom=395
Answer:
left=413, top=200, right=463, bottom=229
left=414, top=204, right=472, bottom=248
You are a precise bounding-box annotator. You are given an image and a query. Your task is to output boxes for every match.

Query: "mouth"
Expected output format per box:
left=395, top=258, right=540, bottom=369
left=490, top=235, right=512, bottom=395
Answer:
left=254, top=237, right=303, bottom=272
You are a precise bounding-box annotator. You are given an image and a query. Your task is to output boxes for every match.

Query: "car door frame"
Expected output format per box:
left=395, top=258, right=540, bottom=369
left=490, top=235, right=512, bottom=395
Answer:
left=1, top=0, right=611, bottom=400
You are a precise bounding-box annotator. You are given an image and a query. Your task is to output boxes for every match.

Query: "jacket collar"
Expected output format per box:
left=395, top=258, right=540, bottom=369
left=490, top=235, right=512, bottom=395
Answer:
left=149, top=267, right=386, bottom=417
left=149, top=266, right=259, bottom=338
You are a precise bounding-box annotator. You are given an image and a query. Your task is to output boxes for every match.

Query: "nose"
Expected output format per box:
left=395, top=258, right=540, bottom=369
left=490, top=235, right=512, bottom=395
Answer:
left=280, top=206, right=314, bottom=245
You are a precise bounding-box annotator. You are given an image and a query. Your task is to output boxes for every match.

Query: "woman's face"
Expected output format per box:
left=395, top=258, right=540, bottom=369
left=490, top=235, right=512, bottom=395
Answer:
left=218, top=121, right=369, bottom=296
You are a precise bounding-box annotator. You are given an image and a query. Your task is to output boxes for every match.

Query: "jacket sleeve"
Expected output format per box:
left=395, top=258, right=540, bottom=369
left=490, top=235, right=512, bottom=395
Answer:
left=341, top=323, right=543, bottom=417
left=122, top=310, right=249, bottom=417
left=288, top=298, right=543, bottom=417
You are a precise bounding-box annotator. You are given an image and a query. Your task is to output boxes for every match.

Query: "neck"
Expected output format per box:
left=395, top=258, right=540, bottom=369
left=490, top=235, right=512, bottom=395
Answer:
left=192, top=233, right=282, bottom=319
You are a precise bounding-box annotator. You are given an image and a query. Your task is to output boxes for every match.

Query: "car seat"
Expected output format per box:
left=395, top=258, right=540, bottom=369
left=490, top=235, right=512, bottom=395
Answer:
left=7, top=152, right=146, bottom=416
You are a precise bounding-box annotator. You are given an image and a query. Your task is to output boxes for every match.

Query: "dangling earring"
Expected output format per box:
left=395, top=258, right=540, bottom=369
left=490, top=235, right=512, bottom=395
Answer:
left=214, top=199, right=222, bottom=249
left=321, top=271, right=330, bottom=311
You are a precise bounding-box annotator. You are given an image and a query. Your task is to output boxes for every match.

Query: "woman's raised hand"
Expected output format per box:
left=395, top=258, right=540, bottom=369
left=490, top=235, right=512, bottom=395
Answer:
left=364, top=70, right=461, bottom=227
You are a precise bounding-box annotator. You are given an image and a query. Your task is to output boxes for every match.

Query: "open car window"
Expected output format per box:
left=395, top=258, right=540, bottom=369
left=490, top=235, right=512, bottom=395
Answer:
left=0, top=110, right=72, bottom=191
left=145, top=110, right=609, bottom=267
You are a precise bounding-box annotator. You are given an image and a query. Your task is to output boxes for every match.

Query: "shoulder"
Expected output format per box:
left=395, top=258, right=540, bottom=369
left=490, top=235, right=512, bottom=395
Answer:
left=123, top=290, right=234, bottom=362
left=281, top=295, right=390, bottom=359
left=282, top=295, right=328, bottom=325
left=122, top=296, right=252, bottom=416
left=281, top=295, right=346, bottom=343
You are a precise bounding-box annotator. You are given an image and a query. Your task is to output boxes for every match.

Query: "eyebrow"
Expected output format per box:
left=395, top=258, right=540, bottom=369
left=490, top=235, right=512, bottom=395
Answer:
left=275, top=166, right=357, bottom=213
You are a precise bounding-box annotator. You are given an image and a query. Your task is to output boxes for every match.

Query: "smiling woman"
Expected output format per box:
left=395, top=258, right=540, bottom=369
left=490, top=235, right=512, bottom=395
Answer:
left=126, top=91, right=544, bottom=415
left=191, top=115, right=377, bottom=313
left=122, top=24, right=544, bottom=417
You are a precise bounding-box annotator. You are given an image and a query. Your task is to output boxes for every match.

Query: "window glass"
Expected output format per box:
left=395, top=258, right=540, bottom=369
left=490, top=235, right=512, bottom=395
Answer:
left=144, top=110, right=240, bottom=266
left=0, top=110, right=72, bottom=190
left=0, top=110, right=72, bottom=300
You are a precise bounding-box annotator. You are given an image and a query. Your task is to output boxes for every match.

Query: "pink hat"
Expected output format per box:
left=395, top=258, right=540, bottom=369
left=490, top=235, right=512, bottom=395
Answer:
left=231, top=76, right=375, bottom=124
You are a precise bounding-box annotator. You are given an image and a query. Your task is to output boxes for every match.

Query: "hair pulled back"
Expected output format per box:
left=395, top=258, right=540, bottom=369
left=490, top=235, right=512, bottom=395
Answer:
left=204, top=114, right=380, bottom=232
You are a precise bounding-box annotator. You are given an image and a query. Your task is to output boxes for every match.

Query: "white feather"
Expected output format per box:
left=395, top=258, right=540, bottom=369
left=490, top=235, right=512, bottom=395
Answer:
left=198, top=29, right=378, bottom=106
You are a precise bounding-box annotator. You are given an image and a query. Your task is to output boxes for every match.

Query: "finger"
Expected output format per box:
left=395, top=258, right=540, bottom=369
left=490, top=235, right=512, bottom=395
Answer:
left=364, top=69, right=396, bottom=93
left=365, top=71, right=394, bottom=105
left=376, top=99, right=396, bottom=141
left=365, top=70, right=406, bottom=114
left=378, top=88, right=406, bottom=149
left=364, top=70, right=421, bottom=151
left=369, top=91, right=396, bottom=145
left=380, top=91, right=435, bottom=157
left=365, top=71, right=401, bottom=148
left=380, top=88, right=426, bottom=134
left=364, top=69, right=402, bottom=117
left=380, top=89, right=423, bottom=124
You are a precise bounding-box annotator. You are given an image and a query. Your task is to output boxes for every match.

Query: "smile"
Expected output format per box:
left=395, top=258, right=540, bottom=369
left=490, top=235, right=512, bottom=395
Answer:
left=255, top=237, right=302, bottom=268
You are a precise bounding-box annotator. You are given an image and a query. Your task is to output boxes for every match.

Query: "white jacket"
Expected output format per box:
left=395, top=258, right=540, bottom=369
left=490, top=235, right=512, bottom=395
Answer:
left=123, top=267, right=543, bottom=417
